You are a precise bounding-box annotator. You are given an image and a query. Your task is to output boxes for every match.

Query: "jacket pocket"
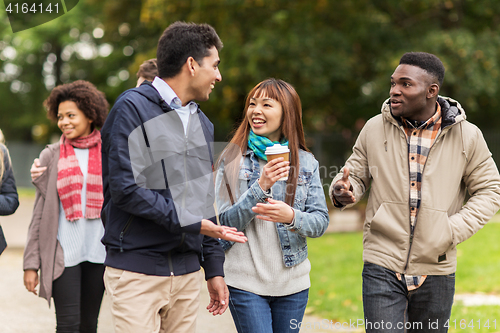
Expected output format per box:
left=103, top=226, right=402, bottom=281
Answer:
left=410, top=208, right=453, bottom=264
left=364, top=202, right=409, bottom=263
left=293, top=171, right=312, bottom=210
left=238, top=166, right=252, bottom=195
left=119, top=215, right=134, bottom=253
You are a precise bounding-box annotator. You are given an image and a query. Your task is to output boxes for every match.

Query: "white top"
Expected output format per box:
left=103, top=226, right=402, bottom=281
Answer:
left=223, top=160, right=311, bottom=296
left=57, top=148, right=106, bottom=267
left=152, top=77, right=198, bottom=135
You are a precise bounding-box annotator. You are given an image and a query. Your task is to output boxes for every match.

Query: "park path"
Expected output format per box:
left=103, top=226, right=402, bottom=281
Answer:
left=0, top=247, right=243, bottom=333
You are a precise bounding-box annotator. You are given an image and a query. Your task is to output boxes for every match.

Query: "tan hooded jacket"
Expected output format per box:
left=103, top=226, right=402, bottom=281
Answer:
left=330, top=96, right=500, bottom=275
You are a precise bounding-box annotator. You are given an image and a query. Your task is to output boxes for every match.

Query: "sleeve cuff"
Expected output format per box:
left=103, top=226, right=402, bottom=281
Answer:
left=257, top=181, right=271, bottom=196
left=180, top=221, right=201, bottom=234
left=285, top=208, right=299, bottom=231
left=201, top=255, right=225, bottom=280
left=250, top=180, right=273, bottom=203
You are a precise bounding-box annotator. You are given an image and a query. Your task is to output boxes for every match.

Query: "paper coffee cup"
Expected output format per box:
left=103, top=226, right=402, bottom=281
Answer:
left=265, top=144, right=290, bottom=181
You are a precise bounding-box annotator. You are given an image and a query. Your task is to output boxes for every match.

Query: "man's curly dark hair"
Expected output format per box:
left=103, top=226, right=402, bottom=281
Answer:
left=399, top=52, right=445, bottom=87
left=44, top=80, right=109, bottom=128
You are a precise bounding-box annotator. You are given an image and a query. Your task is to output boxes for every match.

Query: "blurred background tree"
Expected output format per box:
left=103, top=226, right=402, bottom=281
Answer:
left=1, top=0, right=500, bottom=172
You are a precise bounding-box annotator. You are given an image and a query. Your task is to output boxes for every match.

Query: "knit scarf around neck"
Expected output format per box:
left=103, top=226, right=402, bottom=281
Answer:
left=57, top=130, right=103, bottom=222
left=247, top=130, right=288, bottom=161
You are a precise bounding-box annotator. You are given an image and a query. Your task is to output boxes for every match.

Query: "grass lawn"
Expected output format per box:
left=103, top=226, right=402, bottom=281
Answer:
left=307, top=222, right=500, bottom=333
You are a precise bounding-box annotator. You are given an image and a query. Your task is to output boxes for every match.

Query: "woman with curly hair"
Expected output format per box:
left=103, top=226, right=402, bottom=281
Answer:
left=23, top=80, right=109, bottom=333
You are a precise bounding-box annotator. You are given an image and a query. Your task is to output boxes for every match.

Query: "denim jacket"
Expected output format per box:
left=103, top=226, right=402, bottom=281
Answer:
left=215, top=148, right=329, bottom=267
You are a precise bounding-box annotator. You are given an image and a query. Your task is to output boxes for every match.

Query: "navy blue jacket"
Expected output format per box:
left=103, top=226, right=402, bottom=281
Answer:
left=100, top=82, right=224, bottom=279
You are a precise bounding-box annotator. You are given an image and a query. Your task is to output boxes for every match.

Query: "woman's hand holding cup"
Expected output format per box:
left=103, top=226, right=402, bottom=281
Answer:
left=258, top=157, right=290, bottom=192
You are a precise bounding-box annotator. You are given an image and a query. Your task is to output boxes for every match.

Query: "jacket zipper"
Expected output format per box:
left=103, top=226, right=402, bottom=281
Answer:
left=172, top=113, right=192, bottom=276
left=200, top=243, right=205, bottom=262
left=166, top=232, right=186, bottom=276
left=402, top=125, right=412, bottom=273
left=119, top=215, right=134, bottom=252
left=401, top=125, right=452, bottom=273
left=180, top=114, right=192, bottom=211
left=167, top=250, right=174, bottom=276
left=179, top=232, right=186, bottom=248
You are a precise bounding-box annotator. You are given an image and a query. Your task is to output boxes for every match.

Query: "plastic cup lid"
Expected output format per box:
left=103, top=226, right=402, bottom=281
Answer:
left=265, top=143, right=290, bottom=155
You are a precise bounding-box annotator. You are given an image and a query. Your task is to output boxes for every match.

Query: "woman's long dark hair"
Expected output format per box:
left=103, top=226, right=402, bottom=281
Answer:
left=216, top=78, right=309, bottom=206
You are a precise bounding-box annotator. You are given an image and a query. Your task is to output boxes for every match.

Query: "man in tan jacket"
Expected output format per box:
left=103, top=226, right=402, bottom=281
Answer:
left=330, top=52, right=500, bottom=333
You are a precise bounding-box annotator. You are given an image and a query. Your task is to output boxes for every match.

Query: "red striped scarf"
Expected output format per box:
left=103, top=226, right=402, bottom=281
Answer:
left=57, top=130, right=103, bottom=222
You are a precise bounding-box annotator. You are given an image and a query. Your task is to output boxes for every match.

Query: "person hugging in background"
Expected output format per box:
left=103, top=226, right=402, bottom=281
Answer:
left=29, top=58, right=158, bottom=179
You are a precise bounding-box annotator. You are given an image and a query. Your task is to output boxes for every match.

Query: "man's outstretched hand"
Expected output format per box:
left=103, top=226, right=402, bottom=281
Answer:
left=332, top=167, right=356, bottom=206
left=200, top=220, right=247, bottom=243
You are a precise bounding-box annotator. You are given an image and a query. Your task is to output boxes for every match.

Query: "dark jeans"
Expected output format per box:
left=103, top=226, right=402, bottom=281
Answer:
left=362, top=262, right=455, bottom=333
left=52, top=261, right=105, bottom=333
left=228, top=286, right=309, bottom=333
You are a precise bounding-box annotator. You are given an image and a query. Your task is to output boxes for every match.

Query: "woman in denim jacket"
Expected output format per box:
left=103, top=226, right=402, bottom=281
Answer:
left=215, top=78, right=329, bottom=333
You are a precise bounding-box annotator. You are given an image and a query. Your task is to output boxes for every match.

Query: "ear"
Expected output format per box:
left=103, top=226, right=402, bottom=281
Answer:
left=186, top=56, right=197, bottom=77
left=427, top=83, right=439, bottom=99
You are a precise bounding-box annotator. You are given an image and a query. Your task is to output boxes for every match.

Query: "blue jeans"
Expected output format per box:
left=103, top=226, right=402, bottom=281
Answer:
left=228, top=286, right=309, bottom=333
left=362, top=262, right=455, bottom=333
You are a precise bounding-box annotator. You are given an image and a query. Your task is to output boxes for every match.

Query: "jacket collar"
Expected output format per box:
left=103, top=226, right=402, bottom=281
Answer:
left=134, top=80, right=201, bottom=115
left=381, top=95, right=466, bottom=130
left=243, top=147, right=253, bottom=156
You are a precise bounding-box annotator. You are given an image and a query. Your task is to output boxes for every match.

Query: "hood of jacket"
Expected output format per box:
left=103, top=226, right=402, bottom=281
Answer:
left=381, top=95, right=466, bottom=129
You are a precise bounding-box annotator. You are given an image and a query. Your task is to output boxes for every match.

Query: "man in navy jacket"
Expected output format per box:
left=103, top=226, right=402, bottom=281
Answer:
left=100, top=22, right=247, bottom=332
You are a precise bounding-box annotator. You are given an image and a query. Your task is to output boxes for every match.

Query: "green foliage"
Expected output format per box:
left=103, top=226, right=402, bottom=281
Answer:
left=2, top=0, right=500, bottom=147
left=136, top=0, right=500, bottom=142
left=0, top=0, right=158, bottom=142
left=307, top=222, right=500, bottom=329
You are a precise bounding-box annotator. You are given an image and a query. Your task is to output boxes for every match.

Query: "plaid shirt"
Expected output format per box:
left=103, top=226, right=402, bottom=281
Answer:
left=396, top=103, right=442, bottom=290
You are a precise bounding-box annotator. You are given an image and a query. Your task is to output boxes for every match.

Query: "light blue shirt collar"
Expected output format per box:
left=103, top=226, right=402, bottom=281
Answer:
left=152, top=77, right=198, bottom=114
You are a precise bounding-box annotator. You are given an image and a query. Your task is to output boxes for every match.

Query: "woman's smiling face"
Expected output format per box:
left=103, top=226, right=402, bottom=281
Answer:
left=57, top=101, right=93, bottom=139
left=246, top=94, right=283, bottom=142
